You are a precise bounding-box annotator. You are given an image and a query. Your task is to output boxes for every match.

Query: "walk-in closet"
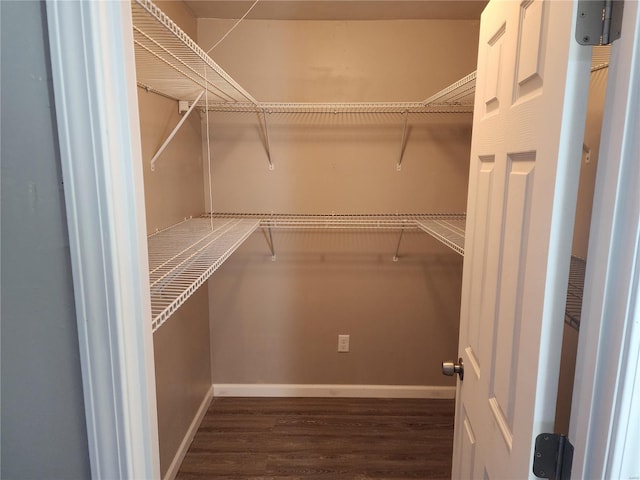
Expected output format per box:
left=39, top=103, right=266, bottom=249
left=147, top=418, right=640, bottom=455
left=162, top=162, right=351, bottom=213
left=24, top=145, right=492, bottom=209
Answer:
left=131, top=0, right=607, bottom=477
left=5, top=0, right=636, bottom=478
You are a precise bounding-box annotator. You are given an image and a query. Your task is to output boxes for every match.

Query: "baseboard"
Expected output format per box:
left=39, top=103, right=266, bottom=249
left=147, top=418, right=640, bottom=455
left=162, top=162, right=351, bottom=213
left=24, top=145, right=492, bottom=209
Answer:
left=213, top=384, right=456, bottom=399
left=163, top=384, right=214, bottom=480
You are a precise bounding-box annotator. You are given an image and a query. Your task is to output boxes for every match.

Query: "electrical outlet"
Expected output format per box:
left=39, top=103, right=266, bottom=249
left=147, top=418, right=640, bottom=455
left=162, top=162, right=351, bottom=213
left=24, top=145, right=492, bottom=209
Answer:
left=338, top=334, right=350, bottom=353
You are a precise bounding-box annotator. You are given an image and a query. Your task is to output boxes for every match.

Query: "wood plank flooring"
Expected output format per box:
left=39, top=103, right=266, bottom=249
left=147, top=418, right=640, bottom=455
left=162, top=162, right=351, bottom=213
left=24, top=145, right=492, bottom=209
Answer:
left=177, top=397, right=455, bottom=479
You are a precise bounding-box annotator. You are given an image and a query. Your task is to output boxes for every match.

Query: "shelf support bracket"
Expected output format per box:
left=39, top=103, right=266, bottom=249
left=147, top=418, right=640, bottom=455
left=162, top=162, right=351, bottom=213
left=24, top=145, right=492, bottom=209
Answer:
left=262, top=225, right=277, bottom=261
left=396, top=111, right=409, bottom=171
left=262, top=110, right=274, bottom=171
left=393, top=226, right=406, bottom=262
left=150, top=89, right=205, bottom=171
left=583, top=142, right=592, bottom=164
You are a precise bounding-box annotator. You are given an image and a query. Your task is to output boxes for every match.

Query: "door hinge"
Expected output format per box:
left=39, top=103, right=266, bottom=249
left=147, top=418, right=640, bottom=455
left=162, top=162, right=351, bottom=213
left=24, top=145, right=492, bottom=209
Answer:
left=576, top=0, right=624, bottom=45
left=532, top=433, right=574, bottom=480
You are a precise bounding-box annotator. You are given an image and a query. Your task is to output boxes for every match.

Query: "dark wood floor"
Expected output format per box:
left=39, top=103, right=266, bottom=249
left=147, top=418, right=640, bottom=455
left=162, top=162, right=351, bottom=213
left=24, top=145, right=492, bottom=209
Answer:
left=177, top=397, right=455, bottom=480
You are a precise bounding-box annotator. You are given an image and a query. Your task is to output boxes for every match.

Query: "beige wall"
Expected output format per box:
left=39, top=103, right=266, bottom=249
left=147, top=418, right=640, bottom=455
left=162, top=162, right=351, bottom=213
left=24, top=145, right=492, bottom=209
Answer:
left=153, top=288, right=211, bottom=475
left=198, top=19, right=480, bottom=103
left=137, top=2, right=211, bottom=478
left=211, top=232, right=463, bottom=386
left=199, top=18, right=479, bottom=386
left=138, top=89, right=205, bottom=232
left=555, top=323, right=580, bottom=434
left=205, top=112, right=472, bottom=214
left=200, top=17, right=478, bottom=215
left=139, top=0, right=203, bottom=232
left=572, top=67, right=608, bottom=258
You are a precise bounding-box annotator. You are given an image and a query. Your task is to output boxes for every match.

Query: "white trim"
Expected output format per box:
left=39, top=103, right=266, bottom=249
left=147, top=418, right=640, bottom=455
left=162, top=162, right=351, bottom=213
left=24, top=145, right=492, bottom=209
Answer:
left=45, top=2, right=160, bottom=479
left=213, top=384, right=456, bottom=399
left=163, top=386, right=214, bottom=480
left=570, top=1, right=640, bottom=478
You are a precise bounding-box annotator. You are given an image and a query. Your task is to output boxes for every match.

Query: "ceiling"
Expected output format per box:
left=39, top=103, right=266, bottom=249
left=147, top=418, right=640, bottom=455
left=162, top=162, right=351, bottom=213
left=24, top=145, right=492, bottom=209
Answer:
left=184, top=1, right=488, bottom=21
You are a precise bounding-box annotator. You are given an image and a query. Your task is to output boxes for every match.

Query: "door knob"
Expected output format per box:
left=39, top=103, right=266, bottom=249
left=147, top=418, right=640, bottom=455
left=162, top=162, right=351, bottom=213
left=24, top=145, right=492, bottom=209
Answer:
left=442, top=357, right=464, bottom=381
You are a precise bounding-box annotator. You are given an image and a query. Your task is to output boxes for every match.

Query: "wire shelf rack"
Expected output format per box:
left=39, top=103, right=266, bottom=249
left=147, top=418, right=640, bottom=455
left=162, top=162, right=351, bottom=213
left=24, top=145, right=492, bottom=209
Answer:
left=565, top=256, right=586, bottom=331
left=415, top=217, right=466, bottom=256
left=204, top=102, right=474, bottom=114
left=131, top=0, right=475, bottom=114
left=591, top=45, right=611, bottom=72
left=413, top=215, right=584, bottom=331
left=205, top=72, right=476, bottom=114
left=147, top=213, right=584, bottom=333
left=207, top=212, right=466, bottom=230
left=135, top=0, right=585, bottom=332
left=132, top=0, right=258, bottom=107
left=148, top=217, right=259, bottom=331
left=422, top=71, right=477, bottom=109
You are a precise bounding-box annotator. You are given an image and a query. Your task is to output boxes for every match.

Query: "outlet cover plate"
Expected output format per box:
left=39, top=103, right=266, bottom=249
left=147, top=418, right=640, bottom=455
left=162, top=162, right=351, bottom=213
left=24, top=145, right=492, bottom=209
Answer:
left=338, top=334, right=350, bottom=352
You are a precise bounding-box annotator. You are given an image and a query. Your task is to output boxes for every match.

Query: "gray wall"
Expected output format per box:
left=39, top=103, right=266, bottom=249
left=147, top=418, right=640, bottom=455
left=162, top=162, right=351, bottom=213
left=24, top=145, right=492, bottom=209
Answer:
left=0, top=1, right=91, bottom=478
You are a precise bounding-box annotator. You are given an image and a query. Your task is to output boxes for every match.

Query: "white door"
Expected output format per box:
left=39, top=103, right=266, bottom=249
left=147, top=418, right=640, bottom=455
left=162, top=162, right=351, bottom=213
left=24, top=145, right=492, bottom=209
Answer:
left=452, top=0, right=591, bottom=478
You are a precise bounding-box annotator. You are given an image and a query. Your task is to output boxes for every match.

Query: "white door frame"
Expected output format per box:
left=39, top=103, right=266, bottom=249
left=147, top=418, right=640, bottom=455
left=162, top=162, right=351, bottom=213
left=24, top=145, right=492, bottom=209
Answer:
left=45, top=1, right=160, bottom=478
left=45, top=0, right=638, bottom=478
left=570, top=1, right=640, bottom=477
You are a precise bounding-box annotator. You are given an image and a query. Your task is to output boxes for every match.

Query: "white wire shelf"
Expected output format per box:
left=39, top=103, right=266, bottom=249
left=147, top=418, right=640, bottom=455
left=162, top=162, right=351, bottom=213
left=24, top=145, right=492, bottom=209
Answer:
left=147, top=213, right=584, bottom=333
left=421, top=71, right=477, bottom=108
left=565, top=256, right=586, bottom=331
left=205, top=72, right=476, bottom=114
left=207, top=212, right=466, bottom=266
left=208, top=212, right=466, bottom=230
left=205, top=101, right=473, bottom=114
left=132, top=0, right=258, bottom=106
left=591, top=45, right=610, bottom=72
left=415, top=217, right=466, bottom=256
left=131, top=0, right=475, bottom=114
left=148, top=217, right=259, bottom=331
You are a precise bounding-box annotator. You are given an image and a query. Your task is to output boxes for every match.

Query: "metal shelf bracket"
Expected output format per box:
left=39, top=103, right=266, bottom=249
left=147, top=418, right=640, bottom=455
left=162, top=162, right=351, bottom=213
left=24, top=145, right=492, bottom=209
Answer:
left=262, top=225, right=277, bottom=260
left=150, top=89, right=205, bottom=171
left=583, top=142, right=592, bottom=164
left=396, top=111, right=409, bottom=172
left=261, top=110, right=274, bottom=171
left=393, top=225, right=406, bottom=262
